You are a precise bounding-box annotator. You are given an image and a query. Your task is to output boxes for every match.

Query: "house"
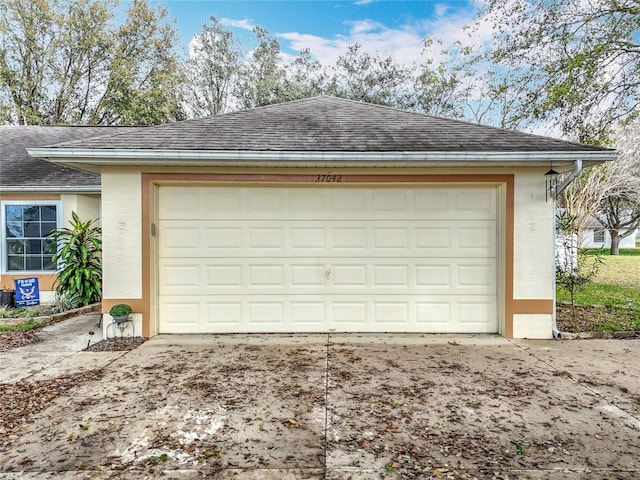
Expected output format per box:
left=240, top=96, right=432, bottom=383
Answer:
left=28, top=97, right=616, bottom=338
left=0, top=125, right=141, bottom=301
left=581, top=216, right=637, bottom=250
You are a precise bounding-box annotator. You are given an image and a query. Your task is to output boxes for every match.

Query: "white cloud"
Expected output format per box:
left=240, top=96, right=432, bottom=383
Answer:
left=219, top=17, right=254, bottom=31
left=192, top=1, right=491, bottom=71
left=274, top=3, right=489, bottom=70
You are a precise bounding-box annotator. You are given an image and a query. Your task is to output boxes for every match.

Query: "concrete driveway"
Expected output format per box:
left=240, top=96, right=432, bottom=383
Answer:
left=0, top=320, right=639, bottom=479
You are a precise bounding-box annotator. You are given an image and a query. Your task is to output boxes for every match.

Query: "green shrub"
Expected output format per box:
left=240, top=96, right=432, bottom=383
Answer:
left=51, top=292, right=82, bottom=314
left=109, top=303, right=132, bottom=317
left=47, top=212, right=102, bottom=306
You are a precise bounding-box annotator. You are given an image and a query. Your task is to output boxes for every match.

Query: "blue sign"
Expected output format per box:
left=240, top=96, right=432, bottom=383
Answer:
left=14, top=277, right=40, bottom=307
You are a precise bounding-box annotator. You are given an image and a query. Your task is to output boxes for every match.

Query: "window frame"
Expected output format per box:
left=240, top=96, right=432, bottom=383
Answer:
left=0, top=201, right=63, bottom=274
left=593, top=229, right=606, bottom=244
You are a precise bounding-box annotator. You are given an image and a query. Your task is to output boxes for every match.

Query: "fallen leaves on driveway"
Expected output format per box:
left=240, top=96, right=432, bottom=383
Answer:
left=0, top=370, right=104, bottom=448
left=0, top=331, right=40, bottom=351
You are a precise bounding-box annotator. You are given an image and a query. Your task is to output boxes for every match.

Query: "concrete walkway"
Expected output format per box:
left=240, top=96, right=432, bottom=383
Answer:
left=0, top=313, right=124, bottom=384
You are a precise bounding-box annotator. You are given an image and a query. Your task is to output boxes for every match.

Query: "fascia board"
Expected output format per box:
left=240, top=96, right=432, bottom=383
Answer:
left=28, top=148, right=617, bottom=168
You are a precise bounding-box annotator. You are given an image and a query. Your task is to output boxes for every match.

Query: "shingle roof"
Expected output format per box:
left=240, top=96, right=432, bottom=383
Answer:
left=53, top=96, right=610, bottom=153
left=1, top=125, right=143, bottom=189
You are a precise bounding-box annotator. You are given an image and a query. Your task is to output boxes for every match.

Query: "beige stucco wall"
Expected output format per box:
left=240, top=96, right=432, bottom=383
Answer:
left=513, top=314, right=553, bottom=339
left=97, top=165, right=556, bottom=339
left=512, top=170, right=555, bottom=339
left=101, top=168, right=143, bottom=299
left=60, top=194, right=101, bottom=227
left=513, top=171, right=555, bottom=298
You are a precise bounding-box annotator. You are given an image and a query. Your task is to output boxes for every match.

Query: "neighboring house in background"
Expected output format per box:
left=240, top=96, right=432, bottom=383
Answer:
left=581, top=216, right=637, bottom=250
left=30, top=96, right=617, bottom=339
left=0, top=125, right=141, bottom=301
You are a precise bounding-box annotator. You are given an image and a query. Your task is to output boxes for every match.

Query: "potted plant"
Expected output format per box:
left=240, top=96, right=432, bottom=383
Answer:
left=109, top=303, right=132, bottom=323
left=0, top=286, right=15, bottom=308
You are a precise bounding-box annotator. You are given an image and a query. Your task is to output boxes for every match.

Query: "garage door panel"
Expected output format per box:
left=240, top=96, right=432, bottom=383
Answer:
left=458, top=301, right=496, bottom=326
left=160, top=224, right=201, bottom=254
left=333, top=302, right=367, bottom=324
left=248, top=265, right=284, bottom=285
left=158, top=294, right=497, bottom=333
left=158, top=185, right=499, bottom=334
left=206, top=227, right=244, bottom=250
left=373, top=265, right=409, bottom=286
left=291, top=228, right=326, bottom=249
left=332, top=265, right=366, bottom=286
left=159, top=220, right=496, bottom=258
left=373, top=228, right=409, bottom=249
left=160, top=186, right=497, bottom=221
left=291, top=265, right=326, bottom=286
left=161, top=300, right=201, bottom=327
left=207, top=265, right=242, bottom=286
left=159, top=258, right=496, bottom=295
left=456, top=188, right=497, bottom=215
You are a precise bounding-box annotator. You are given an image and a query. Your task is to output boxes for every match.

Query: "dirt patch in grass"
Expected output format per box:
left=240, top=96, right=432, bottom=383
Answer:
left=556, top=302, right=640, bottom=333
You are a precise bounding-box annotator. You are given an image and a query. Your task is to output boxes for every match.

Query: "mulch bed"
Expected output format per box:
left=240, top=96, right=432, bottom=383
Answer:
left=85, top=337, right=148, bottom=352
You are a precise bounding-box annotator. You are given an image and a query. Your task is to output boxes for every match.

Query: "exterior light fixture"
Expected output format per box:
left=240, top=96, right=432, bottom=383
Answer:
left=545, top=167, right=560, bottom=202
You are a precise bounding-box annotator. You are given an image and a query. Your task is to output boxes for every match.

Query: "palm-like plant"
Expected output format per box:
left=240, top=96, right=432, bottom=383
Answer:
left=47, top=212, right=102, bottom=306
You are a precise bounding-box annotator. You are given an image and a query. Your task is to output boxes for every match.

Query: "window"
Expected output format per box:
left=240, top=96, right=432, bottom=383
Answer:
left=2, top=202, right=60, bottom=272
left=594, top=230, right=605, bottom=244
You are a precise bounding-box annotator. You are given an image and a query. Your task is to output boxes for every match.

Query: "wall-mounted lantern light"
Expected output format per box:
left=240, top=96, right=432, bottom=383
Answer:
left=545, top=167, right=560, bottom=202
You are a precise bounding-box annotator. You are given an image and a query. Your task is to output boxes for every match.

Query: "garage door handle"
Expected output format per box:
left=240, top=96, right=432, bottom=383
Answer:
left=325, top=267, right=331, bottom=279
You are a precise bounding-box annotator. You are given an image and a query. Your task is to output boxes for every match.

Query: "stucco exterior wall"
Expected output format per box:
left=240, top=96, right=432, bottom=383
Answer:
left=101, top=169, right=143, bottom=299
left=61, top=194, right=101, bottom=227
left=513, top=171, right=554, bottom=298
left=98, top=166, right=555, bottom=339
left=512, top=170, right=554, bottom=338
left=513, top=314, right=553, bottom=339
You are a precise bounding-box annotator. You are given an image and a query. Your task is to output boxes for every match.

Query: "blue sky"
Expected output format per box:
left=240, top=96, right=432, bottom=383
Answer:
left=153, top=0, right=485, bottom=65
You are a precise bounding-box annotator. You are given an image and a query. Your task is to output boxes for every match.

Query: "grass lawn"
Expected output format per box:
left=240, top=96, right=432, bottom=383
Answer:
left=557, top=251, right=640, bottom=332
left=557, top=254, right=640, bottom=305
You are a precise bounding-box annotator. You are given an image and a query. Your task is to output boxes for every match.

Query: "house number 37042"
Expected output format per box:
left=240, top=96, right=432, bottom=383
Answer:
left=315, top=174, right=342, bottom=182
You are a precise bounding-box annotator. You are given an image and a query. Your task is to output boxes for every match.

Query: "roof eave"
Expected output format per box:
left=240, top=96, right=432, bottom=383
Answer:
left=0, top=185, right=101, bottom=194
left=28, top=148, right=617, bottom=169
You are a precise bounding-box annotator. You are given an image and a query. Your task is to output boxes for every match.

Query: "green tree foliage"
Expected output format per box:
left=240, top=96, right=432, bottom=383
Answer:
left=237, top=26, right=286, bottom=109
left=184, top=20, right=460, bottom=114
left=0, top=0, right=183, bottom=125
left=326, top=43, right=413, bottom=108
left=47, top=212, right=102, bottom=306
left=185, top=16, right=241, bottom=116
left=478, top=0, right=640, bottom=144
left=278, top=49, right=328, bottom=102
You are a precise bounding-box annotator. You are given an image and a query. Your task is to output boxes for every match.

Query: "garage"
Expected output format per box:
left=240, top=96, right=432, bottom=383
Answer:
left=157, top=183, right=498, bottom=334
left=30, top=96, right=618, bottom=339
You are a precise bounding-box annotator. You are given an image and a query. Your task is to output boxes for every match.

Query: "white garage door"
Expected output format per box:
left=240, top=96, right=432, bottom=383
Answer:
left=158, top=185, right=497, bottom=334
